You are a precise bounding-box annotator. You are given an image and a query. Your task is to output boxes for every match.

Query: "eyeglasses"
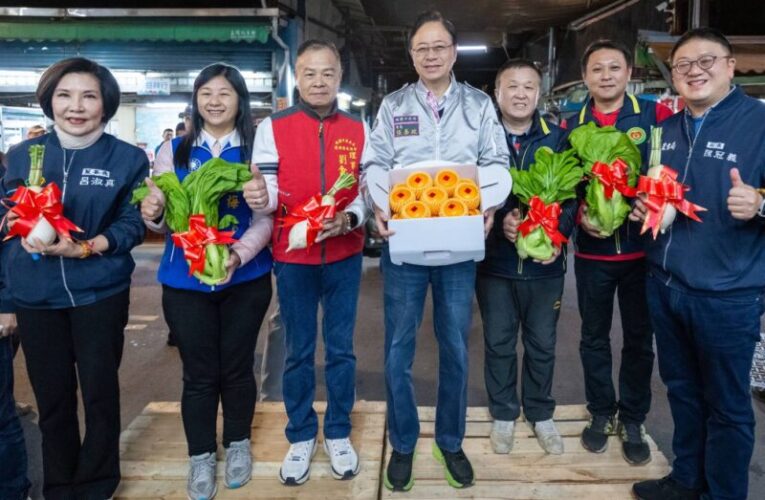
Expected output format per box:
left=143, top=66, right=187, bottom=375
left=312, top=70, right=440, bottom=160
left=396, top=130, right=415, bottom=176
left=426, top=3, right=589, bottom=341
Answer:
left=671, top=55, right=731, bottom=75
left=411, top=44, right=453, bottom=58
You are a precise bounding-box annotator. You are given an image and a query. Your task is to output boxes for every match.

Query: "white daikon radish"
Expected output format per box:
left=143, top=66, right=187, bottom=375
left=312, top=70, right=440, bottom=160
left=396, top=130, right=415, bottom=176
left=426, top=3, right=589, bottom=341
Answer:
left=646, top=127, right=675, bottom=234
left=24, top=144, right=58, bottom=247
left=286, top=220, right=309, bottom=252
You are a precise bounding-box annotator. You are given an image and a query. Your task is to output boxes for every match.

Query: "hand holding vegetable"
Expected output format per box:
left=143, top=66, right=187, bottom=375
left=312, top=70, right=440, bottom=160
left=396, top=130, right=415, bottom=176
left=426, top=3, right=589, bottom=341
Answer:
left=216, top=249, right=242, bottom=286
left=21, top=234, right=103, bottom=259
left=315, top=211, right=349, bottom=243
left=580, top=205, right=607, bottom=239
left=503, top=208, right=521, bottom=243
left=727, top=168, right=762, bottom=220
left=140, top=177, right=166, bottom=222
left=534, top=245, right=561, bottom=265
left=374, top=206, right=395, bottom=239
left=0, top=313, right=17, bottom=338
left=629, top=197, right=648, bottom=223
left=243, top=165, right=269, bottom=210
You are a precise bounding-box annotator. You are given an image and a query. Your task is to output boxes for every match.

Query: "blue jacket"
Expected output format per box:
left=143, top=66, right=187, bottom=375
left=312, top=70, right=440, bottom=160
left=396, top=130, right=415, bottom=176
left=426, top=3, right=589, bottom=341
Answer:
left=646, top=86, right=765, bottom=294
left=479, top=112, right=575, bottom=279
left=0, top=132, right=148, bottom=310
left=156, top=136, right=272, bottom=292
left=570, top=94, right=661, bottom=259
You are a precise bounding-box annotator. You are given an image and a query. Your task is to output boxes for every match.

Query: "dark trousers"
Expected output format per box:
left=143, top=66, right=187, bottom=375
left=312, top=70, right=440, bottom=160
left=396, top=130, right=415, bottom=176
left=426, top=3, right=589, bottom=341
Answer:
left=275, top=254, right=362, bottom=443
left=162, top=275, right=272, bottom=456
left=476, top=274, right=563, bottom=423
left=0, top=336, right=30, bottom=500
left=647, top=275, right=759, bottom=500
left=575, top=257, right=654, bottom=424
left=17, top=290, right=129, bottom=500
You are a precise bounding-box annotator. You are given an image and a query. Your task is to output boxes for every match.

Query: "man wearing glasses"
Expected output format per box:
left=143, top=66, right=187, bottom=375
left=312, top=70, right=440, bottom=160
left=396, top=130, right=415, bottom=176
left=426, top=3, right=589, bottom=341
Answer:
left=631, top=28, right=765, bottom=500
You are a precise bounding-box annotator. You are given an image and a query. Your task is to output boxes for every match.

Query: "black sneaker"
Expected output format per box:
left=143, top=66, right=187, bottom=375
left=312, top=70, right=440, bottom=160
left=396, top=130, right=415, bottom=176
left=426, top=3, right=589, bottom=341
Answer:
left=581, top=414, right=614, bottom=453
left=384, top=450, right=414, bottom=491
left=633, top=474, right=701, bottom=499
left=618, top=421, right=651, bottom=465
left=432, top=443, right=474, bottom=488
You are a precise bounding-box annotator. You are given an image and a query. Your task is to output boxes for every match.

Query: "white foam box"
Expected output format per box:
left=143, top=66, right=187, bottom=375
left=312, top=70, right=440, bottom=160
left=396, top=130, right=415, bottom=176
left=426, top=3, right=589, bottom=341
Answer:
left=366, top=160, right=511, bottom=266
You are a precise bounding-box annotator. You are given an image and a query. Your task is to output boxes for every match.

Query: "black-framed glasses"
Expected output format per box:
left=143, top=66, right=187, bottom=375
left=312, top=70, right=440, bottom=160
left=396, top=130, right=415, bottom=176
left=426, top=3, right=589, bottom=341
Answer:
left=671, top=55, right=731, bottom=75
left=411, top=44, right=453, bottom=58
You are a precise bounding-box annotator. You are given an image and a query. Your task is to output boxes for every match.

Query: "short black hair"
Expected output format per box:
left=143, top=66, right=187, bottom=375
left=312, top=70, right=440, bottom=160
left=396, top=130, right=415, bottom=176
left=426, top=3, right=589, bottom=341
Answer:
left=36, top=57, right=121, bottom=123
left=162, top=128, right=173, bottom=134
left=495, top=59, right=543, bottom=88
left=581, top=39, right=633, bottom=73
left=296, top=39, right=342, bottom=66
left=408, top=10, right=457, bottom=50
left=670, top=27, right=733, bottom=61
left=175, top=121, right=186, bottom=133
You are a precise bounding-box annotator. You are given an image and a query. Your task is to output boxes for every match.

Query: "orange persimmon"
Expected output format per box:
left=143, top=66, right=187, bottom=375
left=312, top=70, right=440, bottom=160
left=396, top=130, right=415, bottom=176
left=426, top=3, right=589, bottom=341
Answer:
left=421, top=186, right=448, bottom=215
left=389, top=185, right=416, bottom=213
left=400, top=200, right=431, bottom=219
left=405, top=171, right=433, bottom=199
left=435, top=168, right=460, bottom=196
left=439, top=199, right=468, bottom=217
left=454, top=179, right=480, bottom=210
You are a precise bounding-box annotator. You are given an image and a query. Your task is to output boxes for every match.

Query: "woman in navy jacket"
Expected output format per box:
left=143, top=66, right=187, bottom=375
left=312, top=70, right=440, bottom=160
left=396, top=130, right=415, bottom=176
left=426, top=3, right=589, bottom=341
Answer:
left=0, top=57, right=148, bottom=500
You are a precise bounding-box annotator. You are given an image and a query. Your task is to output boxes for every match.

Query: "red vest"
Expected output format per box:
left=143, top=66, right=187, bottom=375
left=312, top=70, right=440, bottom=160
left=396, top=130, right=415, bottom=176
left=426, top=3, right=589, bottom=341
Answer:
left=271, top=104, right=365, bottom=264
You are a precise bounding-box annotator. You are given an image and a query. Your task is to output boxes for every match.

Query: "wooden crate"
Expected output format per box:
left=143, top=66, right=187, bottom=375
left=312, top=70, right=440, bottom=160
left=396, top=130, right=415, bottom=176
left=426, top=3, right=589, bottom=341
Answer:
left=380, top=405, right=671, bottom=500
left=115, top=401, right=386, bottom=499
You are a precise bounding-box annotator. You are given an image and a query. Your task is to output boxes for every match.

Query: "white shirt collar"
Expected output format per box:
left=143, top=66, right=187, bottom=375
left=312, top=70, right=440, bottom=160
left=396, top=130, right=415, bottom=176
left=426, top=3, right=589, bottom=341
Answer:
left=195, top=128, right=241, bottom=151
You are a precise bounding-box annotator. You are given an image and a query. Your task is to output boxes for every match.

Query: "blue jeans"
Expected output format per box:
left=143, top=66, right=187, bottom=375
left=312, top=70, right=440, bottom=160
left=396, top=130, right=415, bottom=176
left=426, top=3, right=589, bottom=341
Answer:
left=0, top=336, right=31, bottom=500
left=381, top=246, right=475, bottom=453
left=647, top=274, right=760, bottom=500
left=275, top=254, right=362, bottom=443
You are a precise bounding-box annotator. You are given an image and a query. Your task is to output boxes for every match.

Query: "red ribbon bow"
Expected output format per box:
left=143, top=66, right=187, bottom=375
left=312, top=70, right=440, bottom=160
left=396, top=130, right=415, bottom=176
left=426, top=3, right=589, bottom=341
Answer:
left=171, top=214, right=238, bottom=275
left=4, top=183, right=83, bottom=241
left=518, top=196, right=568, bottom=248
left=636, top=166, right=706, bottom=239
left=591, top=158, right=638, bottom=199
left=279, top=194, right=339, bottom=250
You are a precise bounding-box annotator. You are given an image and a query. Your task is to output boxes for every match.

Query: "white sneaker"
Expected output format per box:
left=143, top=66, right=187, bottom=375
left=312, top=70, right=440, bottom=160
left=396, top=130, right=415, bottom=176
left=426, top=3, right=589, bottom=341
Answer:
left=187, top=452, right=218, bottom=500
left=224, top=438, right=252, bottom=489
left=279, top=438, right=317, bottom=485
left=529, top=419, right=564, bottom=455
left=489, top=419, right=516, bottom=454
left=323, top=437, right=360, bottom=479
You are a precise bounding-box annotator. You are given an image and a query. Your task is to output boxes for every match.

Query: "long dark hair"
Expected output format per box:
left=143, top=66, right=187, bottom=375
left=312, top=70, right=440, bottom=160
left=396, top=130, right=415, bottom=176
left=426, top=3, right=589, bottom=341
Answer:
left=174, top=63, right=253, bottom=168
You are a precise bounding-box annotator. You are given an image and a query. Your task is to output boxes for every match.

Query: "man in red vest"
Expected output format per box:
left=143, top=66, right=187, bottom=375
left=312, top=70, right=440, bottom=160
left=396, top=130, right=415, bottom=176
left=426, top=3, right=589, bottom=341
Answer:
left=243, top=39, right=368, bottom=486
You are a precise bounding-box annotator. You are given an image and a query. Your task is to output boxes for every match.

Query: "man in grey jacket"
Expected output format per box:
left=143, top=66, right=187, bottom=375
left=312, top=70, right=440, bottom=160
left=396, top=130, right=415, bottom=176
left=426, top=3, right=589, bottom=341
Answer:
left=362, top=10, right=508, bottom=492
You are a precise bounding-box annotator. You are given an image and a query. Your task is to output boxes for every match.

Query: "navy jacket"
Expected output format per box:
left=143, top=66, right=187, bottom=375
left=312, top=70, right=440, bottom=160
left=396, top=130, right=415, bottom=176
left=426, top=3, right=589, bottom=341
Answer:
left=156, top=136, right=272, bottom=292
left=646, top=86, right=765, bottom=294
left=479, top=112, right=574, bottom=279
left=570, top=94, right=662, bottom=259
left=0, top=132, right=148, bottom=309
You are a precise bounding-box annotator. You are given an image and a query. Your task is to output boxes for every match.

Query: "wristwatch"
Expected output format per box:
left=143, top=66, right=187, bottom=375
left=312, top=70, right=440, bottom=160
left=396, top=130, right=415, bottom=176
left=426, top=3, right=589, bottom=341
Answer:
left=345, top=211, right=359, bottom=231
left=757, top=197, right=765, bottom=218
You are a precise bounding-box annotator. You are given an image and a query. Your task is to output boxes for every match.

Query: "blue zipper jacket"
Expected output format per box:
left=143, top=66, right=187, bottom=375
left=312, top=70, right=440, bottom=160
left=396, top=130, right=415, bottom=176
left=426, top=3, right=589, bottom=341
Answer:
left=646, top=86, right=765, bottom=294
left=0, top=132, right=148, bottom=310
left=156, top=136, right=272, bottom=292
left=479, top=112, right=575, bottom=279
left=571, top=94, right=661, bottom=259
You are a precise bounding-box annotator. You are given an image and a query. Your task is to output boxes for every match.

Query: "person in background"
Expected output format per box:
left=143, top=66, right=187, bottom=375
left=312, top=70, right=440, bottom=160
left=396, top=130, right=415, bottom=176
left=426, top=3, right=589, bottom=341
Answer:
left=141, top=63, right=273, bottom=500
left=363, top=10, right=508, bottom=491
left=571, top=39, right=673, bottom=466
left=631, top=28, right=765, bottom=500
left=26, top=124, right=46, bottom=140
left=477, top=59, right=572, bottom=457
left=243, top=39, right=368, bottom=486
left=175, top=121, right=186, bottom=137
left=0, top=57, right=148, bottom=500
left=0, top=150, right=31, bottom=500
left=154, top=128, right=174, bottom=157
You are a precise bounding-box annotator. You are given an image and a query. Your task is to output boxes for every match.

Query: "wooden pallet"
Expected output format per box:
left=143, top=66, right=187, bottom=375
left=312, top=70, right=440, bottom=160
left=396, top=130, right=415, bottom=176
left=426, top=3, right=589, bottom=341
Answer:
left=116, top=402, right=669, bottom=499
left=115, top=401, right=386, bottom=499
left=381, top=405, right=670, bottom=500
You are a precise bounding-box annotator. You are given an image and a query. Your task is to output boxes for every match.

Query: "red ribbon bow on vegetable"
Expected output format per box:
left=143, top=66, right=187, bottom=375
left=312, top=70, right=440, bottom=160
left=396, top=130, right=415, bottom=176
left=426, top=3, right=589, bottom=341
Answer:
left=518, top=196, right=568, bottom=248
left=636, top=166, right=706, bottom=238
left=172, top=214, right=237, bottom=276
left=4, top=183, right=83, bottom=241
left=591, top=158, right=637, bottom=199
left=279, top=194, right=339, bottom=249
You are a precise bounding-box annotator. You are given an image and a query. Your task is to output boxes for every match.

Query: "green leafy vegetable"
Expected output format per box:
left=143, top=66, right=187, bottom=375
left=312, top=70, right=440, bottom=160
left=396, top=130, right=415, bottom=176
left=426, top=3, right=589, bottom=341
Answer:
left=510, top=148, right=584, bottom=260
left=568, top=122, right=642, bottom=236
left=131, top=159, right=253, bottom=286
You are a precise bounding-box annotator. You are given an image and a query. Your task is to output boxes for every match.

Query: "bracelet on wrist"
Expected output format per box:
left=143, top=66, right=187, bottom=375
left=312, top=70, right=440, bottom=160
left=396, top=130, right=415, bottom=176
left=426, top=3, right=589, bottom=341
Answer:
left=79, top=240, right=94, bottom=259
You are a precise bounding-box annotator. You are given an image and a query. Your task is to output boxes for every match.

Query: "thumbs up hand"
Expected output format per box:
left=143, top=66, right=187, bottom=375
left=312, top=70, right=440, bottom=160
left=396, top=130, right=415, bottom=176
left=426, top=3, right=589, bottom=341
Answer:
left=140, top=177, right=166, bottom=222
left=727, top=167, right=762, bottom=220
left=243, top=163, right=269, bottom=210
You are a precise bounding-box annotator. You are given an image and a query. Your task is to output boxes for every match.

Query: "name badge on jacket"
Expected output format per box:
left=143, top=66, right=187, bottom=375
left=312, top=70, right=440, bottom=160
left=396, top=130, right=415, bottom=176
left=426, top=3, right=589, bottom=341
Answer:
left=394, top=115, right=419, bottom=137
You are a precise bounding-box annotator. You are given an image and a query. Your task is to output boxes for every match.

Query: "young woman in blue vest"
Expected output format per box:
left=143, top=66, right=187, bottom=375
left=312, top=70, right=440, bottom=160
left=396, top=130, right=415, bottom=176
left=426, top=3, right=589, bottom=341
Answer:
left=141, top=63, right=273, bottom=500
left=0, top=57, right=149, bottom=500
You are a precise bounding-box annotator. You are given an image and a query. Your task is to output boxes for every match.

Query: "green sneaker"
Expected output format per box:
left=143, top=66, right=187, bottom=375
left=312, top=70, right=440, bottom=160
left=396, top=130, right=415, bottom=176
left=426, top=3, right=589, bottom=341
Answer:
left=432, top=442, right=474, bottom=488
left=581, top=414, right=615, bottom=453
left=384, top=450, right=415, bottom=491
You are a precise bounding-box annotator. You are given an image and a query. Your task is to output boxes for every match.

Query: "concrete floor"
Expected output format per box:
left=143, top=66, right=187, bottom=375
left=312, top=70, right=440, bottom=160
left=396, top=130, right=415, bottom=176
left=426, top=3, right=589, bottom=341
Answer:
left=13, top=243, right=765, bottom=499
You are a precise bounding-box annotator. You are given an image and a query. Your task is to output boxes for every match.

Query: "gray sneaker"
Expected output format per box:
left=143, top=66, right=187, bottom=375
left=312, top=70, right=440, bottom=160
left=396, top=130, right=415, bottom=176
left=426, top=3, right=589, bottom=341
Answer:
left=225, top=439, right=252, bottom=489
left=489, top=419, right=516, bottom=454
left=529, top=418, right=564, bottom=455
left=187, top=452, right=217, bottom=500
